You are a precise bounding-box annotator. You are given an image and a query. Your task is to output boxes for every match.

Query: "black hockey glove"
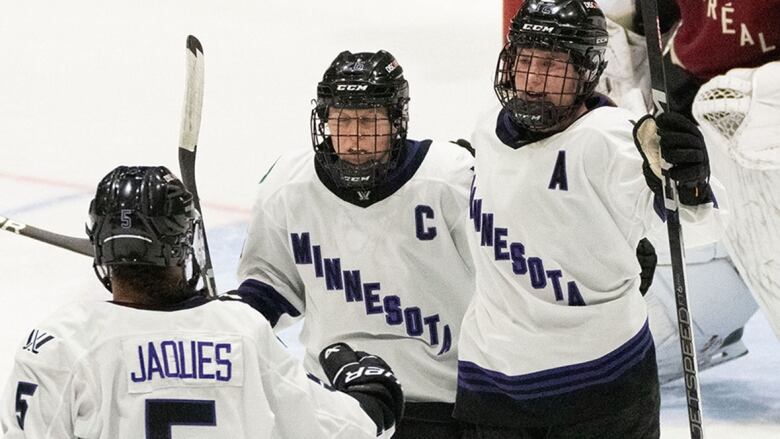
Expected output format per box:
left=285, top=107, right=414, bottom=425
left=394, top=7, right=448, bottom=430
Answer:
left=633, top=112, right=713, bottom=206
left=319, top=343, right=404, bottom=433
left=636, top=238, right=657, bottom=296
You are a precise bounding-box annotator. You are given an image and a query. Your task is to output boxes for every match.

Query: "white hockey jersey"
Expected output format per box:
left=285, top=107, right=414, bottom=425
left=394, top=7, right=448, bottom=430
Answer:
left=237, top=140, right=475, bottom=404
left=455, top=102, right=722, bottom=426
left=0, top=296, right=389, bottom=439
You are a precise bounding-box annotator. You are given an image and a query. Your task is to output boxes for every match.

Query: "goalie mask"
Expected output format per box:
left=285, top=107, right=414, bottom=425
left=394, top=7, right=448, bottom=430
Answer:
left=87, top=166, right=202, bottom=292
left=496, top=0, right=608, bottom=132
left=311, top=50, right=410, bottom=189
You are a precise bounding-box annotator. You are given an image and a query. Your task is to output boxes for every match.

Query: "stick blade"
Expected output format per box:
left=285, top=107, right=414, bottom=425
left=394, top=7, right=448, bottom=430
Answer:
left=186, top=35, right=203, bottom=57
left=179, top=35, right=205, bottom=153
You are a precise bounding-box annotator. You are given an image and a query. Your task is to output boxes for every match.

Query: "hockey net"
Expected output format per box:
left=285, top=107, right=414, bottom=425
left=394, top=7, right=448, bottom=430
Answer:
left=692, top=63, right=780, bottom=339
left=696, top=87, right=747, bottom=140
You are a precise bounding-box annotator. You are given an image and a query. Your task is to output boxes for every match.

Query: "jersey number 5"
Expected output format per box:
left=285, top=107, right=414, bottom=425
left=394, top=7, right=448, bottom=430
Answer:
left=145, top=399, right=216, bottom=439
left=15, top=381, right=38, bottom=430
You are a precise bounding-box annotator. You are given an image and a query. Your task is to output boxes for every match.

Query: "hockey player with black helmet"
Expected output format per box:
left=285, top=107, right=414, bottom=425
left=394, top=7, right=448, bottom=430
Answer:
left=238, top=50, right=475, bottom=437
left=87, top=165, right=205, bottom=298
left=1, top=165, right=404, bottom=438
left=311, top=49, right=411, bottom=192
left=454, top=1, right=725, bottom=437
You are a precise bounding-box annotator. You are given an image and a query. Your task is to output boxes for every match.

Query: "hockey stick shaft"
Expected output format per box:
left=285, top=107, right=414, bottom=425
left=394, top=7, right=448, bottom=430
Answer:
left=639, top=1, right=704, bottom=437
left=179, top=35, right=217, bottom=297
left=1, top=215, right=93, bottom=257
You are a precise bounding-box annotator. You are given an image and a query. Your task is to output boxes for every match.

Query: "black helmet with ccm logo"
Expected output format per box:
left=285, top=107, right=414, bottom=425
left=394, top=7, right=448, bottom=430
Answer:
left=311, top=50, right=410, bottom=190
left=496, top=0, right=609, bottom=132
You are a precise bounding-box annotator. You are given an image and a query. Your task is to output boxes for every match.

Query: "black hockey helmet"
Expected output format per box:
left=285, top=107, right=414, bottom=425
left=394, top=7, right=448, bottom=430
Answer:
left=87, top=166, right=201, bottom=291
left=311, top=50, right=410, bottom=189
left=496, top=0, right=609, bottom=132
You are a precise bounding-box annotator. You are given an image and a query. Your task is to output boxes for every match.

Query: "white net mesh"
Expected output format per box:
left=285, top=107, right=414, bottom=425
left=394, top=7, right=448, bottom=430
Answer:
left=693, top=62, right=780, bottom=170
left=699, top=87, right=747, bottom=100
left=692, top=64, right=780, bottom=338
left=697, top=87, right=747, bottom=140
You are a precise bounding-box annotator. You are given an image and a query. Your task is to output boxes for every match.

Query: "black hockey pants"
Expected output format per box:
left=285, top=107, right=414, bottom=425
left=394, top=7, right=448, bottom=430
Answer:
left=393, top=402, right=464, bottom=439
left=460, top=379, right=660, bottom=439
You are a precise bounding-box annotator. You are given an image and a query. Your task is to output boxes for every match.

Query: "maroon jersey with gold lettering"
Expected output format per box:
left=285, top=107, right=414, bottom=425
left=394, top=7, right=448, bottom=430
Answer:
left=673, top=0, right=780, bottom=80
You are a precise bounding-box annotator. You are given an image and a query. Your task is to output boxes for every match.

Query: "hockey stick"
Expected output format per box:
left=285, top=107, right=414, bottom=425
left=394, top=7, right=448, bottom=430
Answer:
left=1, top=215, right=93, bottom=257
left=178, top=35, right=217, bottom=297
left=1, top=36, right=217, bottom=282
left=639, top=1, right=704, bottom=438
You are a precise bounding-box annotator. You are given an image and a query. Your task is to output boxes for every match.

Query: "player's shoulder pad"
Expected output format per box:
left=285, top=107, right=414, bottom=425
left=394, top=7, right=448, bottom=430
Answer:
left=252, top=148, right=317, bottom=209
left=213, top=293, right=279, bottom=332
left=13, top=301, right=101, bottom=368
left=422, top=140, right=474, bottom=175
left=256, top=148, right=315, bottom=188
left=412, top=141, right=474, bottom=197
left=572, top=106, right=639, bottom=152
left=581, top=105, right=639, bottom=133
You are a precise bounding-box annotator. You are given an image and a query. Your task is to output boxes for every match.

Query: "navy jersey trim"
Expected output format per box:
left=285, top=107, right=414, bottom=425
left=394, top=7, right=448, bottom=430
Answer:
left=314, top=139, right=431, bottom=208
left=495, top=109, right=553, bottom=149
left=496, top=93, right=617, bottom=150
left=232, top=279, right=301, bottom=326
left=653, top=193, right=667, bottom=221
left=454, top=325, right=658, bottom=427
left=457, top=320, right=652, bottom=400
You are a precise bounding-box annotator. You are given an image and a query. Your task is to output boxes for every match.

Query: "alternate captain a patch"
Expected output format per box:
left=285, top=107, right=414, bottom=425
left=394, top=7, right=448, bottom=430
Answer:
left=548, top=150, right=568, bottom=191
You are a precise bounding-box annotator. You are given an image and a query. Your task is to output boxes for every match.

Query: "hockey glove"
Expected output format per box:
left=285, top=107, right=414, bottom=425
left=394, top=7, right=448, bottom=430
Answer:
left=319, top=342, right=404, bottom=433
left=633, top=112, right=713, bottom=206
left=636, top=238, right=657, bottom=296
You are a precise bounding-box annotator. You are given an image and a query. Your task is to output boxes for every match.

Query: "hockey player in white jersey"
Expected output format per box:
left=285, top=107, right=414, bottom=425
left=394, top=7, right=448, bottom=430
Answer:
left=237, top=50, right=474, bottom=438
left=589, top=5, right=760, bottom=383
left=0, top=166, right=403, bottom=439
left=454, top=1, right=724, bottom=438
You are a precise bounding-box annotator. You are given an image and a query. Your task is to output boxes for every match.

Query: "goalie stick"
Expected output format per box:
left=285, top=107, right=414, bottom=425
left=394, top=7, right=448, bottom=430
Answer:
left=639, top=1, right=704, bottom=438
left=179, top=35, right=217, bottom=297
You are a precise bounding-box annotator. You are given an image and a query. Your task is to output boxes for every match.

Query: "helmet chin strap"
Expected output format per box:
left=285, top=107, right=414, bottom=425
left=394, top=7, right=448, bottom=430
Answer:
left=507, top=96, right=581, bottom=132
left=95, top=264, right=113, bottom=293
left=187, top=255, right=204, bottom=290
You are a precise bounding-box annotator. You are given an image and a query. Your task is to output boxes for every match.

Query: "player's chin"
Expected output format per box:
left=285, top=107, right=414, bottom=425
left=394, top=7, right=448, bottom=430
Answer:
left=518, top=91, right=546, bottom=101
left=340, top=157, right=374, bottom=167
left=340, top=154, right=389, bottom=167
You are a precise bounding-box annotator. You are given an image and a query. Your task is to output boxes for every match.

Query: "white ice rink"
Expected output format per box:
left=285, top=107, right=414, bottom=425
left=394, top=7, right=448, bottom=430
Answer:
left=1, top=1, right=778, bottom=437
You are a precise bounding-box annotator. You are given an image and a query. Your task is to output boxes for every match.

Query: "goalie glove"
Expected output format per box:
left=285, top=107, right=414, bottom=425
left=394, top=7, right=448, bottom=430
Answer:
left=633, top=111, right=713, bottom=206
left=319, top=342, right=404, bottom=433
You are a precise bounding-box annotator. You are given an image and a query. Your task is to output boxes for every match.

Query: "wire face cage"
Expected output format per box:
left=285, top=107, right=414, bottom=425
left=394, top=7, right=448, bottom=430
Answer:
left=311, top=103, right=408, bottom=190
left=495, top=37, right=603, bottom=132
